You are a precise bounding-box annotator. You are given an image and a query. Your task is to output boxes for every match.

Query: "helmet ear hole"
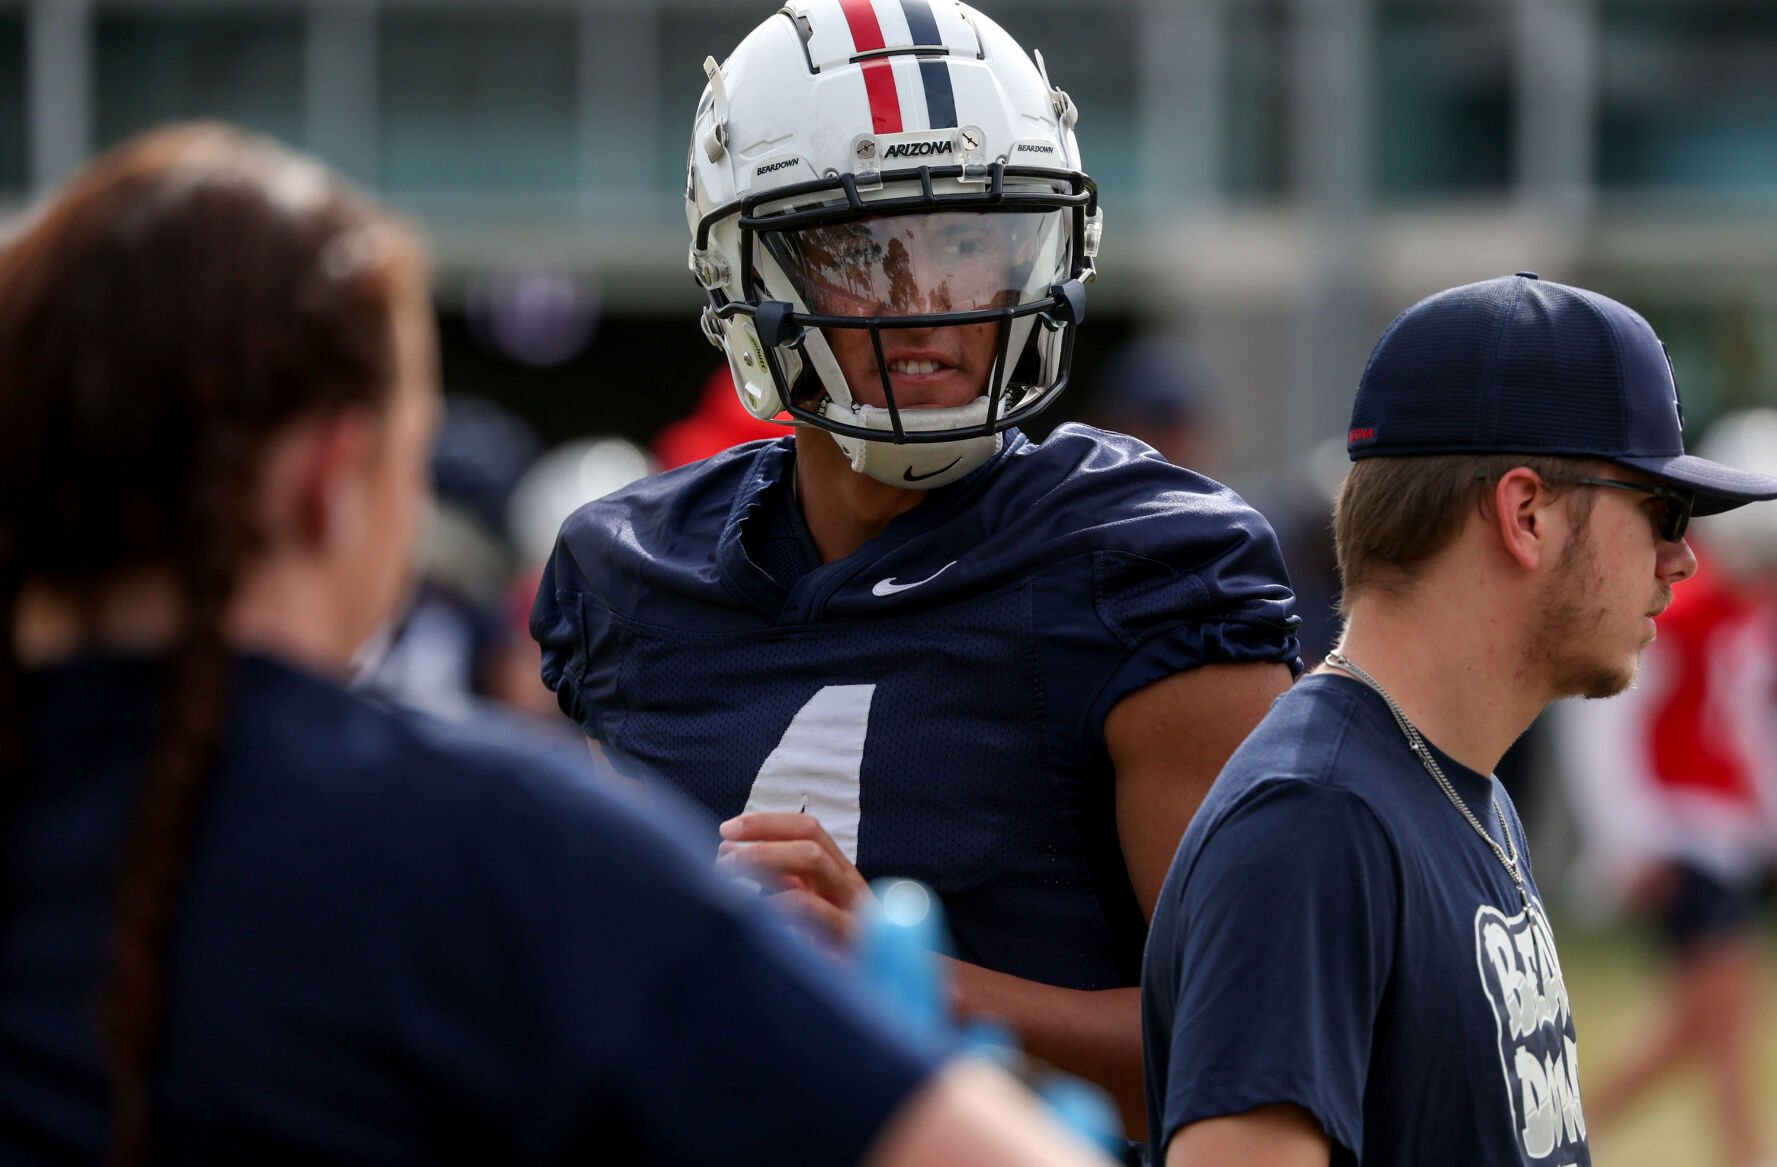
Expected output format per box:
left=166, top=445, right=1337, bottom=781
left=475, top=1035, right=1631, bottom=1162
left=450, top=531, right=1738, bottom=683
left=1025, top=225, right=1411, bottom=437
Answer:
left=788, top=362, right=825, bottom=410
left=1007, top=339, right=1042, bottom=402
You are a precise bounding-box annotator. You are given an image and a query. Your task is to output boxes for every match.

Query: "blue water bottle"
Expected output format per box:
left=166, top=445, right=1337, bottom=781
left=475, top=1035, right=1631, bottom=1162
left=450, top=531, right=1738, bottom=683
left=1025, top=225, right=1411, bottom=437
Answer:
left=854, top=878, right=1126, bottom=1158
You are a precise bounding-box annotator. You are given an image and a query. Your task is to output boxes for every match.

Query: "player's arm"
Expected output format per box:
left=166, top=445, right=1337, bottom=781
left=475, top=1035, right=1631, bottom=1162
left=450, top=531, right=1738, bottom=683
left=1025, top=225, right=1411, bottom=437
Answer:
left=715, top=813, right=1151, bottom=1132
left=1106, top=661, right=1294, bottom=919
left=1163, top=1105, right=1330, bottom=1167
left=865, top=1060, right=1118, bottom=1167
left=955, top=661, right=1292, bottom=1138
left=941, top=957, right=1143, bottom=1135
left=723, top=661, right=1293, bottom=1142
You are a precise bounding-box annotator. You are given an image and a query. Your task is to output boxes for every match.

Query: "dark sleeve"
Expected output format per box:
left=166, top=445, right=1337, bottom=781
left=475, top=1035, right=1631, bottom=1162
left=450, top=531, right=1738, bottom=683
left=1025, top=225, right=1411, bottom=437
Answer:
left=529, top=529, right=608, bottom=734
left=1143, top=780, right=1397, bottom=1160
left=449, top=763, right=945, bottom=1166
left=1037, top=507, right=1302, bottom=768
left=1090, top=501, right=1303, bottom=705
left=527, top=454, right=757, bottom=740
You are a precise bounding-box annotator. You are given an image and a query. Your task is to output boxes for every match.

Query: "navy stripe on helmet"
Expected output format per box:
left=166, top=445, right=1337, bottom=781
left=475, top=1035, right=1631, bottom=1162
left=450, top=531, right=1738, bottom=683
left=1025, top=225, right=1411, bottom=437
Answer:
left=901, top=0, right=958, bottom=128
left=917, top=60, right=958, bottom=127
left=900, top=0, right=946, bottom=48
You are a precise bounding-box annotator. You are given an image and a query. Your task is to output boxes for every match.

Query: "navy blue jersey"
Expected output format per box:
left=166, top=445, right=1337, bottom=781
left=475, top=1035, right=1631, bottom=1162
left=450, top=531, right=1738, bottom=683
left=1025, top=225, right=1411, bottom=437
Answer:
left=1142, top=674, right=1591, bottom=1166
left=0, top=654, right=940, bottom=1165
left=534, top=425, right=1300, bottom=990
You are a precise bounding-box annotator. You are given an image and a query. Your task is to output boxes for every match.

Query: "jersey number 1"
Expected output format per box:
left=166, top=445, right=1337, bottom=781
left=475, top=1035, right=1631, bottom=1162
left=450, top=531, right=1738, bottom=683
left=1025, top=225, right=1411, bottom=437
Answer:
left=742, top=684, right=876, bottom=864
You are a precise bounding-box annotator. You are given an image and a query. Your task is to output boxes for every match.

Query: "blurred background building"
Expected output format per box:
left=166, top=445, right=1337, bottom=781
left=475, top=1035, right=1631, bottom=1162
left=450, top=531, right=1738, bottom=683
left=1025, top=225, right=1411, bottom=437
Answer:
left=6, top=0, right=1777, bottom=493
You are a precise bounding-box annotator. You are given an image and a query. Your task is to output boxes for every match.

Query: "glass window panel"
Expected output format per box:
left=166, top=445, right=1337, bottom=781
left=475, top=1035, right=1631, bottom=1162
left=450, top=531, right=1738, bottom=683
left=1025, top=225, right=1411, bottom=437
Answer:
left=94, top=11, right=304, bottom=151
left=1599, top=0, right=1777, bottom=192
left=1373, top=0, right=1511, bottom=200
left=380, top=9, right=578, bottom=196
left=1223, top=0, right=1292, bottom=200
left=0, top=10, right=23, bottom=191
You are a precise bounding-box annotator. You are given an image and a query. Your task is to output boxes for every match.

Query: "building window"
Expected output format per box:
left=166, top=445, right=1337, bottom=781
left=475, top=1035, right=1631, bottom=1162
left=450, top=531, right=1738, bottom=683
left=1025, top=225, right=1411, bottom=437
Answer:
left=1224, top=0, right=1292, bottom=200
left=1373, top=0, right=1511, bottom=201
left=94, top=11, right=304, bottom=152
left=1599, top=0, right=1777, bottom=193
left=380, top=9, right=579, bottom=200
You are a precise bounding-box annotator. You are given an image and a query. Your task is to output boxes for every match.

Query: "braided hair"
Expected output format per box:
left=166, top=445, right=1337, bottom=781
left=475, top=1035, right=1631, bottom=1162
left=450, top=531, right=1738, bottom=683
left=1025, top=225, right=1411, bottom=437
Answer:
left=0, top=123, right=424, bottom=1166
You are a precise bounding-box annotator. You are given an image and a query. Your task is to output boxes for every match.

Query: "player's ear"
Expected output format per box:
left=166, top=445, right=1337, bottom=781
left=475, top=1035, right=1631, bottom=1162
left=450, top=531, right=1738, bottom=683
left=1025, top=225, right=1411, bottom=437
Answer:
left=1488, top=466, right=1559, bottom=573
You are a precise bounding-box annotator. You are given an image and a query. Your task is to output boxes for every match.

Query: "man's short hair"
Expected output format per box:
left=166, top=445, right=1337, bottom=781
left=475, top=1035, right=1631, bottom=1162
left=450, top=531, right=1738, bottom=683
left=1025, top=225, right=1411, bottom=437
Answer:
left=1332, top=453, right=1598, bottom=611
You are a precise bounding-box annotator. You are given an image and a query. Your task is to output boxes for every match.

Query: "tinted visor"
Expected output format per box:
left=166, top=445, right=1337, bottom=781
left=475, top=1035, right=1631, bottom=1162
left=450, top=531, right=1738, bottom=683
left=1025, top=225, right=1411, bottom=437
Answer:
left=762, top=210, right=1064, bottom=319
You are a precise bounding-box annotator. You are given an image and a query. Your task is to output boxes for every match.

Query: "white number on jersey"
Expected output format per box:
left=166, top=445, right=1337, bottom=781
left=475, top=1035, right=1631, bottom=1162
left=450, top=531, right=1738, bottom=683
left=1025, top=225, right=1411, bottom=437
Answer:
left=742, top=683, right=877, bottom=863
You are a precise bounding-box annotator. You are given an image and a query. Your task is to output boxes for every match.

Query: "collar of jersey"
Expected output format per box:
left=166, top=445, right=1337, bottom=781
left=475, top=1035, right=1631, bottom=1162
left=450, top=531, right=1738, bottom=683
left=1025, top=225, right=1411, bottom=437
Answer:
left=715, top=430, right=1029, bottom=618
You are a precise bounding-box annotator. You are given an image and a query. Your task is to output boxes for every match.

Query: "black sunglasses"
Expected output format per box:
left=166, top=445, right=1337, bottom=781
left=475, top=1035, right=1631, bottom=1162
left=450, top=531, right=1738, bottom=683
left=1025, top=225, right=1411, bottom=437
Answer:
left=1558, top=477, right=1694, bottom=543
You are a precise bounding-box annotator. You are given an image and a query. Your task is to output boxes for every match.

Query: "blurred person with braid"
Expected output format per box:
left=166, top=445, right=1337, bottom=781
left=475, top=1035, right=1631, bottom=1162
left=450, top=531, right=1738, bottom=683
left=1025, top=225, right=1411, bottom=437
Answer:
left=0, top=123, right=1116, bottom=1167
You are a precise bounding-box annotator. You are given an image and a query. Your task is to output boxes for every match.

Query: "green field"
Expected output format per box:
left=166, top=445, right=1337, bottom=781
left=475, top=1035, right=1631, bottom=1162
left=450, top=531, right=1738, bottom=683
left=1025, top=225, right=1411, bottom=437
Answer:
left=1561, top=919, right=1777, bottom=1167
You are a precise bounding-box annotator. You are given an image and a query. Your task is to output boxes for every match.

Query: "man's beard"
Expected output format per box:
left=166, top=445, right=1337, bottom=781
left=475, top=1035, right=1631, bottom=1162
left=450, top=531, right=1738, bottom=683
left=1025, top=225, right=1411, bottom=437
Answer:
left=1532, top=524, right=1640, bottom=701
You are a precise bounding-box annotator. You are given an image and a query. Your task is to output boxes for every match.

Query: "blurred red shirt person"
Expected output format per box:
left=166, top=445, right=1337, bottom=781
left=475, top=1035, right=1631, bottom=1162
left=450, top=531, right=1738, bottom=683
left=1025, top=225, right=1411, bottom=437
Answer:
left=653, top=367, right=785, bottom=470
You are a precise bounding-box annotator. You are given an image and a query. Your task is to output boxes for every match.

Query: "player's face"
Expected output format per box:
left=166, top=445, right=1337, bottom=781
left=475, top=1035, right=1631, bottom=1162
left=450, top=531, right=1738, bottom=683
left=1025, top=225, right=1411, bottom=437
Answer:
left=1534, top=470, right=1697, bottom=699
left=349, top=286, right=442, bottom=650
left=768, top=211, right=1043, bottom=410
left=822, top=315, right=1003, bottom=411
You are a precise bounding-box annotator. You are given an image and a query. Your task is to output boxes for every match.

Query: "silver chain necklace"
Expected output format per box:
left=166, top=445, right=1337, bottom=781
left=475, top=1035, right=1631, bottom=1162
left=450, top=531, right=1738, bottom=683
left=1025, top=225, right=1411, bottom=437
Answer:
left=1324, top=651, right=1531, bottom=909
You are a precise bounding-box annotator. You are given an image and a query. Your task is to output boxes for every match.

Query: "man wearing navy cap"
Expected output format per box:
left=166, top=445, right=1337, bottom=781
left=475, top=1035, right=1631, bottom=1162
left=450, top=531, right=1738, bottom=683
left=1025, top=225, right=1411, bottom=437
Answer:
left=1140, top=273, right=1777, bottom=1167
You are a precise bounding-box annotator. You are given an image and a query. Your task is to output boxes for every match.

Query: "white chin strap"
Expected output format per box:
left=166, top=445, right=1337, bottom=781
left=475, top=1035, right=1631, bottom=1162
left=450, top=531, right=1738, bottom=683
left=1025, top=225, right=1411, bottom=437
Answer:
left=823, top=400, right=1003, bottom=490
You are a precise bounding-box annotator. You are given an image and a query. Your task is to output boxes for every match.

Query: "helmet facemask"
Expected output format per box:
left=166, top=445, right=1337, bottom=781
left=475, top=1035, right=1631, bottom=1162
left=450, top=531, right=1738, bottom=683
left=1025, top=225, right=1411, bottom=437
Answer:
left=696, top=163, right=1097, bottom=488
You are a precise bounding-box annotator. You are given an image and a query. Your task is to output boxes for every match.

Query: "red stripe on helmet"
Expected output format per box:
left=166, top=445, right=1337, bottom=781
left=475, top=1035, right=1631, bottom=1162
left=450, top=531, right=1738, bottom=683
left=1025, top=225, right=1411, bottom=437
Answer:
left=838, top=0, right=905, bottom=134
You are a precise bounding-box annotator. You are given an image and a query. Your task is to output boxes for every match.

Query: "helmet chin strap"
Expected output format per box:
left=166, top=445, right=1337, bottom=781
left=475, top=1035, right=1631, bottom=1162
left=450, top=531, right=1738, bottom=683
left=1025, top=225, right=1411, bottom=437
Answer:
left=823, top=402, right=1004, bottom=490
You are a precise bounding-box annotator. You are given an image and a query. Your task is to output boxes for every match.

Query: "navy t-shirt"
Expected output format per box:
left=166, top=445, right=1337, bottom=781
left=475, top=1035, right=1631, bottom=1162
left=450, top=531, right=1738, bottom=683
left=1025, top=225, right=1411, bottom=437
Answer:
left=0, top=654, right=940, bottom=1165
left=1142, top=674, right=1591, bottom=1166
left=533, top=425, right=1301, bottom=992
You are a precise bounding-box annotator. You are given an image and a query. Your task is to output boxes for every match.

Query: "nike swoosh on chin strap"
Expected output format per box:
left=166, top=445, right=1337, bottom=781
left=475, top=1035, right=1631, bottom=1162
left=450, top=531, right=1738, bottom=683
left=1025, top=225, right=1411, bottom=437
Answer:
left=871, top=560, right=958, bottom=597
left=902, top=456, right=963, bottom=483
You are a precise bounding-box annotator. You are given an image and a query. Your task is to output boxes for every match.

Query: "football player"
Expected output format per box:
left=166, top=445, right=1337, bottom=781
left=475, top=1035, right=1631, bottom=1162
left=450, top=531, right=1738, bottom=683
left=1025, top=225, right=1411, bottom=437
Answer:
left=0, top=122, right=1115, bottom=1167
left=533, top=0, right=1301, bottom=1140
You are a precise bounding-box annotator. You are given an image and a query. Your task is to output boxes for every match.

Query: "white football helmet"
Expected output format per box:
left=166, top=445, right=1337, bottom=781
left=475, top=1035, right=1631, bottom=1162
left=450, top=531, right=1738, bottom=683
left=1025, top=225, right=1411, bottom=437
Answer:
left=686, top=0, right=1102, bottom=489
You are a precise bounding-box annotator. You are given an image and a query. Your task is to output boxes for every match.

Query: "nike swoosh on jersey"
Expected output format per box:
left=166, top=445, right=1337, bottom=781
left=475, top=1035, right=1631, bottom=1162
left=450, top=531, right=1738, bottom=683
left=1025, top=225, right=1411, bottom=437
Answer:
left=871, top=560, right=958, bottom=596
left=903, top=456, right=963, bottom=483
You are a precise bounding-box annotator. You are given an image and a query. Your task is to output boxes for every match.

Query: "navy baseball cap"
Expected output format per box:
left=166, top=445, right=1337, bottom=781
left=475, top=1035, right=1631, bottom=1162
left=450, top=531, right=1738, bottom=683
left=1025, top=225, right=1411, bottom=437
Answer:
left=1347, top=273, right=1777, bottom=516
